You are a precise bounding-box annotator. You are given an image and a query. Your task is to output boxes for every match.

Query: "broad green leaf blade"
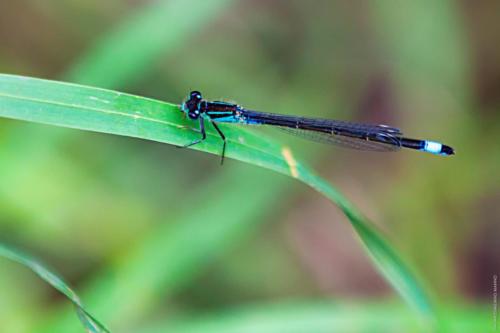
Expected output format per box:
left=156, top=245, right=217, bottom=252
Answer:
left=0, top=243, right=108, bottom=333
left=0, top=74, right=434, bottom=320
left=0, top=74, right=288, bottom=170
left=66, top=0, right=235, bottom=88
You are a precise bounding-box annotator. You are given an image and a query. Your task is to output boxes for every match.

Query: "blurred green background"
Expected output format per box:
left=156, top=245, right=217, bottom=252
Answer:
left=0, top=1, right=498, bottom=332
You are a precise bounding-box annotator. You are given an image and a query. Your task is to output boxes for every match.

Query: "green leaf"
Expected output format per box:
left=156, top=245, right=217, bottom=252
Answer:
left=0, top=243, right=109, bottom=333
left=0, top=74, right=434, bottom=321
left=140, top=301, right=491, bottom=333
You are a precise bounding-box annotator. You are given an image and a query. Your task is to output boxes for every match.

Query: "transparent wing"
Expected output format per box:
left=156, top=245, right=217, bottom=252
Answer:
left=241, top=109, right=402, bottom=135
left=278, top=127, right=402, bottom=152
left=295, top=118, right=403, bottom=136
left=239, top=108, right=403, bottom=152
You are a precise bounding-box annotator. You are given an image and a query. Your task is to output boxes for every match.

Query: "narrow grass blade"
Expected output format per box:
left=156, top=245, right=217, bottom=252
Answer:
left=139, top=301, right=492, bottom=333
left=0, top=243, right=108, bottom=333
left=0, top=74, right=434, bottom=320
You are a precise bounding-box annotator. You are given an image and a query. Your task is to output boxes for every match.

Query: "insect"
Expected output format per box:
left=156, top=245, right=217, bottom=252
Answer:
left=180, top=91, right=454, bottom=164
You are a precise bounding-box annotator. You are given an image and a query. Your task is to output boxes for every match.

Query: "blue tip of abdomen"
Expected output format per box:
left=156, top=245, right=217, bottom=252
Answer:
left=423, top=141, right=442, bottom=154
left=422, top=141, right=455, bottom=156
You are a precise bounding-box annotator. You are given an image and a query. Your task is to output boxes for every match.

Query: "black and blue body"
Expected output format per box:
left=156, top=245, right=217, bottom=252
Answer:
left=180, top=91, right=454, bottom=163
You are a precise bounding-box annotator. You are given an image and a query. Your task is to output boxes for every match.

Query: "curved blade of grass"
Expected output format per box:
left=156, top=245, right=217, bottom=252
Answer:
left=0, top=74, right=434, bottom=320
left=0, top=243, right=109, bottom=333
left=139, top=301, right=491, bottom=333
left=141, top=302, right=421, bottom=333
left=66, top=0, right=234, bottom=88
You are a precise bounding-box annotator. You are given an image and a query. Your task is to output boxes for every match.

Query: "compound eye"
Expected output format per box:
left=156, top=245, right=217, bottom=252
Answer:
left=190, top=91, right=202, bottom=101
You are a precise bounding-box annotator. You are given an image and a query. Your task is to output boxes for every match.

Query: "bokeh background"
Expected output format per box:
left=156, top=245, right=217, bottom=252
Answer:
left=0, top=1, right=498, bottom=332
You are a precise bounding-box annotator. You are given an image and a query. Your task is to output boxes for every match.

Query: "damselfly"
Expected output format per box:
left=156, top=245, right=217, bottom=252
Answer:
left=180, top=91, right=454, bottom=164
